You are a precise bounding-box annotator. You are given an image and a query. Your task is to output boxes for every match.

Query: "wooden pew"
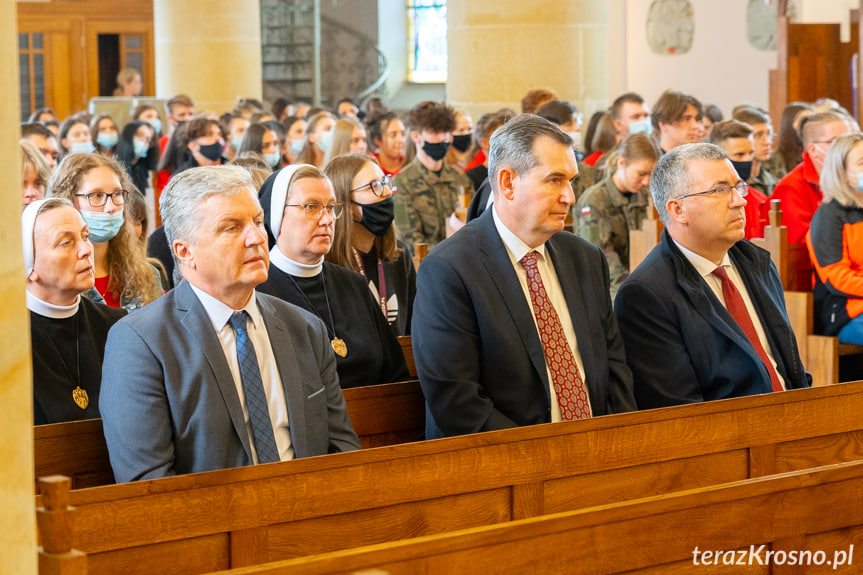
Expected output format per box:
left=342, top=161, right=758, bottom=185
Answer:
left=36, top=381, right=863, bottom=574
left=397, top=335, right=415, bottom=378
left=627, top=196, right=662, bottom=272
left=207, top=460, right=863, bottom=574
left=33, top=380, right=425, bottom=491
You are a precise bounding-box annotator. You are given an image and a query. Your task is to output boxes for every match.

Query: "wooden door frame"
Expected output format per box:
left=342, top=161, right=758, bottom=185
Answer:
left=85, top=20, right=155, bottom=99
left=17, top=18, right=84, bottom=119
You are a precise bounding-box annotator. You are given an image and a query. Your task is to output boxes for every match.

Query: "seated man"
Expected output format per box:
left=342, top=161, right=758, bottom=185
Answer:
left=100, top=165, right=360, bottom=482
left=732, top=107, right=778, bottom=197
left=772, top=111, right=854, bottom=245
left=23, top=198, right=126, bottom=424
left=708, top=119, right=769, bottom=239
left=611, top=92, right=651, bottom=140
left=615, top=144, right=811, bottom=410
left=20, top=121, right=59, bottom=171
left=413, top=115, right=636, bottom=439
left=651, top=90, right=703, bottom=153
left=393, top=101, right=472, bottom=254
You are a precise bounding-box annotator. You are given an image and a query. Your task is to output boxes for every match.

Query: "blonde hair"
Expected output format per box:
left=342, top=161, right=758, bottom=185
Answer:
left=820, top=132, right=863, bottom=208
left=297, top=111, right=336, bottom=166
left=323, top=117, right=365, bottom=166
left=604, top=132, right=661, bottom=175
left=47, top=153, right=160, bottom=305
left=116, top=67, right=139, bottom=88
left=21, top=140, right=51, bottom=190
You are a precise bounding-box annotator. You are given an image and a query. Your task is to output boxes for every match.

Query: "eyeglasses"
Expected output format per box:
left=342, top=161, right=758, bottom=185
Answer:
left=285, top=202, right=344, bottom=220
left=350, top=174, right=394, bottom=197
left=675, top=181, right=749, bottom=201
left=74, top=191, right=127, bottom=207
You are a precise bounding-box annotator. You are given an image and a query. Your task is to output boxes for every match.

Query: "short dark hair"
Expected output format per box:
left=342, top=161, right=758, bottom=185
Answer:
left=166, top=94, right=194, bottom=113
left=535, top=100, right=578, bottom=126
left=703, top=104, right=724, bottom=123
left=732, top=106, right=771, bottom=127
left=365, top=110, right=401, bottom=144
left=708, top=120, right=753, bottom=145
left=651, top=90, right=702, bottom=132
left=21, top=122, right=54, bottom=140
left=611, top=92, right=645, bottom=120
left=406, top=101, right=456, bottom=134
left=488, top=114, right=572, bottom=194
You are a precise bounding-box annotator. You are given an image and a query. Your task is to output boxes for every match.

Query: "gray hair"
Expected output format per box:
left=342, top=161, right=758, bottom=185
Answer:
left=488, top=114, right=572, bottom=194
left=160, top=165, right=257, bottom=270
left=820, top=132, right=863, bottom=208
left=650, top=143, right=729, bottom=223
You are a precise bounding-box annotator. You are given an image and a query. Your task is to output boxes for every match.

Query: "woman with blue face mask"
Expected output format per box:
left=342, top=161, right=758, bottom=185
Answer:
left=808, top=132, right=863, bottom=345
left=296, top=111, right=336, bottom=168
left=59, top=117, right=94, bottom=160
left=237, top=122, right=282, bottom=169
left=282, top=116, right=307, bottom=165
left=132, top=103, right=163, bottom=138
left=91, top=115, right=120, bottom=158
left=48, top=153, right=163, bottom=311
left=115, top=121, right=159, bottom=198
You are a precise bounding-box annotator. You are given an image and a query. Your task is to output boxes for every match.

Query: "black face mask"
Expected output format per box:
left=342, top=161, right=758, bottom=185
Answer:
left=452, top=134, right=472, bottom=153
left=198, top=142, right=223, bottom=162
left=730, top=159, right=753, bottom=182
left=354, top=197, right=395, bottom=236
left=422, top=140, right=450, bottom=162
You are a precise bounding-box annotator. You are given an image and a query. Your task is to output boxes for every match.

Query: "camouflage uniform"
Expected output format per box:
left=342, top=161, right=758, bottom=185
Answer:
left=393, top=158, right=472, bottom=255
left=574, top=175, right=648, bottom=300
left=749, top=165, right=778, bottom=197
left=572, top=160, right=599, bottom=203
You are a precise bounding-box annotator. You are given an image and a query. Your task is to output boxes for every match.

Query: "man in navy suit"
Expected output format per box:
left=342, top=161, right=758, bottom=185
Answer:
left=615, top=143, right=811, bottom=409
left=100, top=166, right=359, bottom=482
left=413, top=115, right=636, bottom=439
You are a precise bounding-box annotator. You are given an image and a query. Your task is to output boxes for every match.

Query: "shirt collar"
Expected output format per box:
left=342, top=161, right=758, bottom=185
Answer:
left=672, top=237, right=732, bottom=279
left=188, top=283, right=263, bottom=332
left=492, top=206, right=548, bottom=263
left=26, top=290, right=80, bottom=319
left=269, top=245, right=323, bottom=278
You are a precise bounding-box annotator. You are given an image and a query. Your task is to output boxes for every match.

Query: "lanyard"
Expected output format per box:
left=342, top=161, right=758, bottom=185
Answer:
left=354, top=248, right=389, bottom=319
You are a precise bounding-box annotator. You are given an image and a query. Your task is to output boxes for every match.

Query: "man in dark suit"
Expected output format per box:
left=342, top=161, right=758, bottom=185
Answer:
left=413, top=115, right=636, bottom=439
left=100, top=166, right=360, bottom=482
left=615, top=143, right=811, bottom=410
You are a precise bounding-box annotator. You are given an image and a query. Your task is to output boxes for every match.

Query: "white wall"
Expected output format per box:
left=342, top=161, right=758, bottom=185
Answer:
left=624, top=0, right=777, bottom=118
left=798, top=0, right=859, bottom=42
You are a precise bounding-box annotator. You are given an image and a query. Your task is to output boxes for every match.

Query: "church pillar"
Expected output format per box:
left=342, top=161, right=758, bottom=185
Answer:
left=0, top=0, right=38, bottom=572
left=447, top=0, right=609, bottom=121
left=153, top=0, right=263, bottom=114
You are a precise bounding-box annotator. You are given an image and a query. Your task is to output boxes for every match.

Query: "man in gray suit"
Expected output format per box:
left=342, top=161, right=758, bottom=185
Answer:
left=100, top=166, right=360, bottom=483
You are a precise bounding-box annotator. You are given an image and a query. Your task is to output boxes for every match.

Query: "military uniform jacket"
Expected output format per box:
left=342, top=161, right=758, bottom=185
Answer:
left=575, top=175, right=648, bottom=298
left=393, top=158, right=472, bottom=255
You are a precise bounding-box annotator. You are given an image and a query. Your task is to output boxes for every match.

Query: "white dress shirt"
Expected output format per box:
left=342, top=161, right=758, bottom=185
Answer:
left=492, top=207, right=592, bottom=421
left=189, top=284, right=295, bottom=462
left=673, top=240, right=786, bottom=390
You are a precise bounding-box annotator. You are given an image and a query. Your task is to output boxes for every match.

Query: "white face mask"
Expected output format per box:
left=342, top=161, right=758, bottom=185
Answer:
left=567, top=131, right=582, bottom=149
left=628, top=117, right=652, bottom=135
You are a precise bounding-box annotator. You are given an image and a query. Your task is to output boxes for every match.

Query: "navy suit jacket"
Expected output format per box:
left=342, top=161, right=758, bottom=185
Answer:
left=614, top=230, right=811, bottom=409
left=100, top=281, right=360, bottom=482
left=413, top=210, right=636, bottom=439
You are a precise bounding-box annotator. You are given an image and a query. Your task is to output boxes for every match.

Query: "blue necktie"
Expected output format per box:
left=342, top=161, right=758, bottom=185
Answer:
left=229, top=311, right=280, bottom=464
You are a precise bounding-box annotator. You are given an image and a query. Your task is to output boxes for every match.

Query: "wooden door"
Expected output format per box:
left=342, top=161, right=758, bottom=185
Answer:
left=85, top=21, right=155, bottom=99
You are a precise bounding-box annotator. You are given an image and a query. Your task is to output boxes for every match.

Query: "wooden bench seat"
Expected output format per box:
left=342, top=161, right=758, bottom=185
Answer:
left=36, top=380, right=863, bottom=573
left=33, top=379, right=425, bottom=491
left=205, top=459, right=863, bottom=574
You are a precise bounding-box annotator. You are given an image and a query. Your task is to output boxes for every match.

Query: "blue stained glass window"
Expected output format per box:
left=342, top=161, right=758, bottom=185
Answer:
left=408, top=0, right=447, bottom=82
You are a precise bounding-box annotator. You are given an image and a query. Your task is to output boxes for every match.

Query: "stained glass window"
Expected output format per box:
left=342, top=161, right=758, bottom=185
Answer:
left=408, top=0, right=447, bottom=83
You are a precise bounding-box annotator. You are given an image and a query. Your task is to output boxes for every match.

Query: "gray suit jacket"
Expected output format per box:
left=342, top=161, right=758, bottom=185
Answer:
left=100, top=281, right=360, bottom=483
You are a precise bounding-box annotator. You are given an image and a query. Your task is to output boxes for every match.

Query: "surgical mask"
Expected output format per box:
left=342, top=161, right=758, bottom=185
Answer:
left=231, top=136, right=244, bottom=151
left=318, top=130, right=334, bottom=153
left=629, top=117, right=652, bottom=135
left=730, top=160, right=753, bottom=182
left=263, top=151, right=281, bottom=168
left=80, top=210, right=125, bottom=244
left=69, top=141, right=95, bottom=154
left=198, top=142, right=223, bottom=162
left=96, top=133, right=118, bottom=149
left=452, top=134, right=472, bottom=153
left=567, top=131, right=582, bottom=149
left=290, top=138, right=304, bottom=155
left=851, top=172, right=863, bottom=191
left=353, top=197, right=395, bottom=236
left=422, top=140, right=450, bottom=162
left=133, top=139, right=149, bottom=159
left=146, top=118, right=162, bottom=134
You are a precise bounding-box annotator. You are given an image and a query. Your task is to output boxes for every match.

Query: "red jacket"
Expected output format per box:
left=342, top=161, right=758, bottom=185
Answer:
left=743, top=185, right=769, bottom=240
left=770, top=151, right=822, bottom=244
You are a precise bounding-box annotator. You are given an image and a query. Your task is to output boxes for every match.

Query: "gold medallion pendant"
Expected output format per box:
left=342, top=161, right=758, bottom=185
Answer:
left=331, top=337, right=348, bottom=358
left=72, top=386, right=89, bottom=409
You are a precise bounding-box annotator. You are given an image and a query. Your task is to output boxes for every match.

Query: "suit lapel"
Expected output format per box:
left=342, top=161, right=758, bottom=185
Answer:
left=475, top=212, right=550, bottom=390
left=175, top=282, right=254, bottom=461
left=257, top=293, right=308, bottom=458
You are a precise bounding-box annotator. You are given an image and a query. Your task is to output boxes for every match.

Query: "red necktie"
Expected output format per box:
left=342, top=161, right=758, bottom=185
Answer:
left=520, top=251, right=591, bottom=420
left=712, top=266, right=783, bottom=392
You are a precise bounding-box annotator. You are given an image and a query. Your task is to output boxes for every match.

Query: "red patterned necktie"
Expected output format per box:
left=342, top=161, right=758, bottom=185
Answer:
left=520, top=251, right=592, bottom=420
left=712, top=266, right=783, bottom=392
